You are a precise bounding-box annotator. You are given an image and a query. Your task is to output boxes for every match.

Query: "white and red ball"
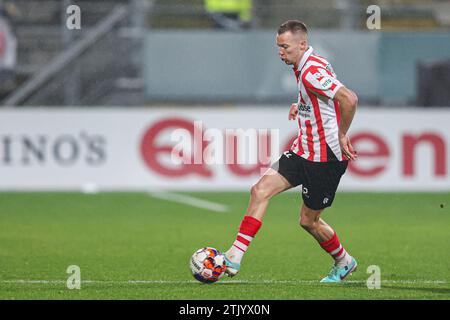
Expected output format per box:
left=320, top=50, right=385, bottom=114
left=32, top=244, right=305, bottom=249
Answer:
left=190, top=247, right=227, bottom=283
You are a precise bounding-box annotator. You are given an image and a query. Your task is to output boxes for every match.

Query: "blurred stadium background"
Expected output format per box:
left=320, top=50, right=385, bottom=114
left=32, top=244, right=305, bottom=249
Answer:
left=1, top=0, right=450, bottom=107
left=0, top=0, right=449, bottom=300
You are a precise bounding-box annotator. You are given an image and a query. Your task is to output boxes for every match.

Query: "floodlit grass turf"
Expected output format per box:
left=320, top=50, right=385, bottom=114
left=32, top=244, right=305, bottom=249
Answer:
left=0, top=191, right=449, bottom=299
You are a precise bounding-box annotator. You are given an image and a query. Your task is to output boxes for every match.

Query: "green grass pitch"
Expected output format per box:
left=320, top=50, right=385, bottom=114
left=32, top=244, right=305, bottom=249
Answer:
left=0, top=191, right=449, bottom=300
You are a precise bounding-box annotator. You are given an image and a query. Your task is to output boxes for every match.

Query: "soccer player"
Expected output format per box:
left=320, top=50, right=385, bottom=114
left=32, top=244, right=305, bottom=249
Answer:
left=224, top=20, right=359, bottom=283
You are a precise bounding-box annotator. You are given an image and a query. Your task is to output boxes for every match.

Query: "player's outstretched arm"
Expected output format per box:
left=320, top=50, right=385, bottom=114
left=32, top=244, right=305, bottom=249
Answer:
left=334, top=86, right=358, bottom=160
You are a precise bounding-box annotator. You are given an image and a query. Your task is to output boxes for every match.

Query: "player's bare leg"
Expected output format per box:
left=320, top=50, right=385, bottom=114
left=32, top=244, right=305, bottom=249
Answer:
left=224, top=168, right=292, bottom=276
left=299, top=205, right=332, bottom=242
left=246, top=168, right=292, bottom=221
left=299, top=204, right=357, bottom=282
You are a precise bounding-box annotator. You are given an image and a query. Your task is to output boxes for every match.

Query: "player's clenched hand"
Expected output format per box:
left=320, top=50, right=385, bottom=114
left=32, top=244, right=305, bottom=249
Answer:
left=339, top=134, right=358, bottom=161
left=288, top=103, right=298, bottom=120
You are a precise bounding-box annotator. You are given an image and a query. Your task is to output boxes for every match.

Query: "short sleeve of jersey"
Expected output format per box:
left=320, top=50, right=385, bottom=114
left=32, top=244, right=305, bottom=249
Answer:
left=301, top=66, right=343, bottom=99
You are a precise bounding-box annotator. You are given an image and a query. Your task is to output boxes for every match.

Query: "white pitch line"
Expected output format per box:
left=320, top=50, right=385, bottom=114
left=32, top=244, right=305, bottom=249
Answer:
left=148, top=191, right=228, bottom=213
left=1, top=279, right=447, bottom=285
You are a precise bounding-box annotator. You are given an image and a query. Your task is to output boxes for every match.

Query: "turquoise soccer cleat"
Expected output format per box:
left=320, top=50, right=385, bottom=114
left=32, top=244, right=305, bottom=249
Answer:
left=320, top=257, right=358, bottom=283
left=224, top=255, right=241, bottom=277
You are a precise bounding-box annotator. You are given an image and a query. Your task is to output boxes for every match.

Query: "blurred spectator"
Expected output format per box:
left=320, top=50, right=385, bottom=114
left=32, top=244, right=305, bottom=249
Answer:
left=0, top=0, right=18, bottom=92
left=204, top=0, right=252, bottom=30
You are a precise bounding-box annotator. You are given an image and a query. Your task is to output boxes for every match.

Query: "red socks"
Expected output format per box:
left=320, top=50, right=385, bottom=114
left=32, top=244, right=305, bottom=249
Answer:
left=232, top=215, right=262, bottom=252
left=319, top=231, right=349, bottom=262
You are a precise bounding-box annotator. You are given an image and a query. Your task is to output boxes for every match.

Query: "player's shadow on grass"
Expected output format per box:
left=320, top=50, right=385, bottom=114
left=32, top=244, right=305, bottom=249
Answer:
left=382, top=285, right=450, bottom=295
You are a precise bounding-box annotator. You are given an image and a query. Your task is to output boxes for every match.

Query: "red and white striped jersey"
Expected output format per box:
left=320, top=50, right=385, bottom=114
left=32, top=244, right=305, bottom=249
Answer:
left=290, top=46, right=345, bottom=162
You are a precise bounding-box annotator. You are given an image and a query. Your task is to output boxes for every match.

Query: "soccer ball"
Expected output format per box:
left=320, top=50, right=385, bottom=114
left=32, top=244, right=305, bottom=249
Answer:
left=189, top=247, right=227, bottom=283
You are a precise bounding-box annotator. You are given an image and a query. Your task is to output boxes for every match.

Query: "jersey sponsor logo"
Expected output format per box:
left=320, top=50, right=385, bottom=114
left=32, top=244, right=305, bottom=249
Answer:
left=298, top=103, right=311, bottom=113
left=311, top=71, right=333, bottom=90
left=319, top=76, right=333, bottom=90
left=313, top=72, right=323, bottom=80
left=299, top=112, right=310, bottom=119
left=299, top=112, right=310, bottom=118
left=297, top=103, right=311, bottom=118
